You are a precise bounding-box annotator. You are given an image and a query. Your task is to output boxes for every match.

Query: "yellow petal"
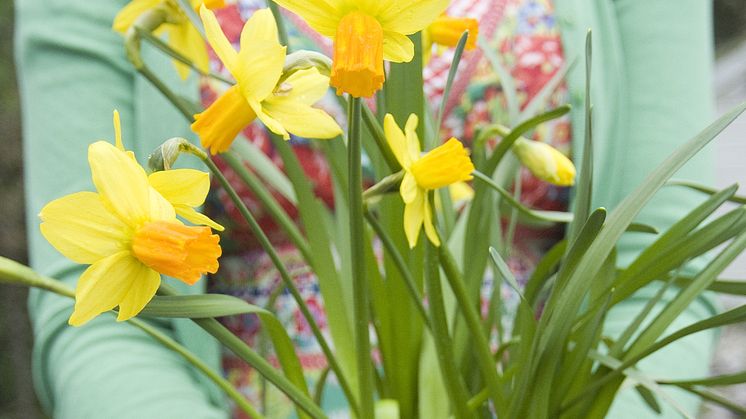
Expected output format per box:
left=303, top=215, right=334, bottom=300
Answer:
left=113, top=110, right=124, bottom=151
left=199, top=5, right=238, bottom=71
left=403, top=190, right=425, bottom=248
left=262, top=101, right=342, bottom=139
left=273, top=67, right=331, bottom=105
left=167, top=23, right=210, bottom=79
left=68, top=251, right=154, bottom=326
left=423, top=195, right=440, bottom=246
left=272, top=0, right=344, bottom=37
left=383, top=113, right=412, bottom=169
left=112, top=0, right=161, bottom=33
left=383, top=31, right=414, bottom=63
left=400, top=172, right=418, bottom=204
left=149, top=186, right=178, bottom=222
left=403, top=113, right=421, bottom=162
left=240, top=8, right=279, bottom=48
left=175, top=205, right=225, bottom=231
left=116, top=262, right=161, bottom=321
left=40, top=192, right=130, bottom=264
left=377, top=0, right=450, bottom=35
left=88, top=141, right=152, bottom=227
left=251, top=99, right=290, bottom=140
left=235, top=43, right=286, bottom=102
left=149, top=169, right=210, bottom=207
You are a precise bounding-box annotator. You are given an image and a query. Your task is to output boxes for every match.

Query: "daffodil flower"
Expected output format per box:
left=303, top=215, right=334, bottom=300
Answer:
left=40, top=123, right=222, bottom=326
left=111, top=111, right=224, bottom=231
left=423, top=14, right=479, bottom=62
left=384, top=113, right=474, bottom=247
left=114, top=0, right=224, bottom=79
left=273, top=0, right=449, bottom=98
left=192, top=7, right=342, bottom=154
left=512, top=138, right=576, bottom=186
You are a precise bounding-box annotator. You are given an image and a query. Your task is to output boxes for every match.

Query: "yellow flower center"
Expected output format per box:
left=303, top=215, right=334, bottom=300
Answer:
left=428, top=15, right=479, bottom=50
left=132, top=220, right=221, bottom=285
left=410, top=138, right=475, bottom=190
left=330, top=11, right=384, bottom=98
left=192, top=85, right=257, bottom=155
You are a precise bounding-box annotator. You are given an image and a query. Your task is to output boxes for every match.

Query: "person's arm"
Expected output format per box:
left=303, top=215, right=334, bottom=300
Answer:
left=557, top=0, right=718, bottom=417
left=16, top=1, right=226, bottom=417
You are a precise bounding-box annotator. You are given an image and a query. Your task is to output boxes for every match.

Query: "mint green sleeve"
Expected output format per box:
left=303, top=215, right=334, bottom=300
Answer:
left=557, top=0, right=718, bottom=417
left=16, top=1, right=227, bottom=417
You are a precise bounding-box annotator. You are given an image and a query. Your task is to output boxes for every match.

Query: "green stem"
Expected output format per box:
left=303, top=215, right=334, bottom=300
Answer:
left=361, top=102, right=400, bottom=172
left=439, top=245, right=506, bottom=415
left=267, top=1, right=289, bottom=48
left=348, top=97, right=375, bottom=419
left=424, top=241, right=471, bottom=419
left=363, top=210, right=430, bottom=328
left=191, top=148, right=359, bottom=416
left=193, top=317, right=326, bottom=419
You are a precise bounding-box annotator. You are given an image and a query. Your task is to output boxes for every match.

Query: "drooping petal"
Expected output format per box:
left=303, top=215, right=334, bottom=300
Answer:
left=400, top=173, right=418, bottom=204
left=383, top=113, right=412, bottom=169
left=175, top=205, right=225, bottom=231
left=422, top=195, right=441, bottom=246
left=262, top=101, right=342, bottom=140
left=240, top=8, right=279, bottom=49
left=167, top=23, right=210, bottom=80
left=377, top=0, right=450, bottom=35
left=112, top=0, right=161, bottom=33
left=68, top=251, right=152, bottom=326
left=199, top=5, right=238, bottom=71
left=235, top=43, right=286, bottom=102
left=39, top=192, right=130, bottom=264
left=251, top=99, right=290, bottom=139
left=273, top=67, right=331, bottom=105
left=88, top=141, right=152, bottom=227
left=116, top=264, right=162, bottom=321
left=382, top=31, right=414, bottom=63
left=148, top=169, right=210, bottom=207
left=272, top=0, right=345, bottom=37
left=403, top=190, right=425, bottom=248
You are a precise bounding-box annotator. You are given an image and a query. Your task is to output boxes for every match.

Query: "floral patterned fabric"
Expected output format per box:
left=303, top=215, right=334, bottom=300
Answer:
left=201, top=0, right=571, bottom=416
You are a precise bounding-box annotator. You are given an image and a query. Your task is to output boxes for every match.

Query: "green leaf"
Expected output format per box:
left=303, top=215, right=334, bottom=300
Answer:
left=667, top=179, right=746, bottom=205
left=634, top=385, right=662, bottom=415
left=435, top=31, right=469, bottom=138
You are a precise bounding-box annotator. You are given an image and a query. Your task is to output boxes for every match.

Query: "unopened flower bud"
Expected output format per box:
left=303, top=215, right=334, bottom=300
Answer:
left=512, top=138, right=576, bottom=186
left=148, top=137, right=193, bottom=172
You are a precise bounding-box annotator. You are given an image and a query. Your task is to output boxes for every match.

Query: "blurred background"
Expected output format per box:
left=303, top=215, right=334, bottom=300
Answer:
left=1, top=1, right=746, bottom=418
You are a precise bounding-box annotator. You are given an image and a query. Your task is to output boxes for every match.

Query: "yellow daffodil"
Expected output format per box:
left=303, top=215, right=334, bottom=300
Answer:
left=273, top=0, right=449, bottom=98
left=384, top=113, right=474, bottom=247
left=111, top=111, right=224, bottom=231
left=422, top=14, right=479, bottom=62
left=512, top=138, right=576, bottom=186
left=113, top=0, right=224, bottom=79
left=40, top=120, right=222, bottom=326
left=192, top=6, right=342, bottom=154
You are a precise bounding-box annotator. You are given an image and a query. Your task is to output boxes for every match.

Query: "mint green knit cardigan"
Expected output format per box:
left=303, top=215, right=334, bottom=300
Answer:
left=15, top=0, right=718, bottom=417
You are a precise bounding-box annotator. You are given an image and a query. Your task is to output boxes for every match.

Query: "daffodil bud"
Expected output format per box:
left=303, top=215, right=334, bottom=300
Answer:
left=282, top=50, right=333, bottom=79
left=512, top=138, right=576, bottom=186
left=148, top=137, right=193, bottom=171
